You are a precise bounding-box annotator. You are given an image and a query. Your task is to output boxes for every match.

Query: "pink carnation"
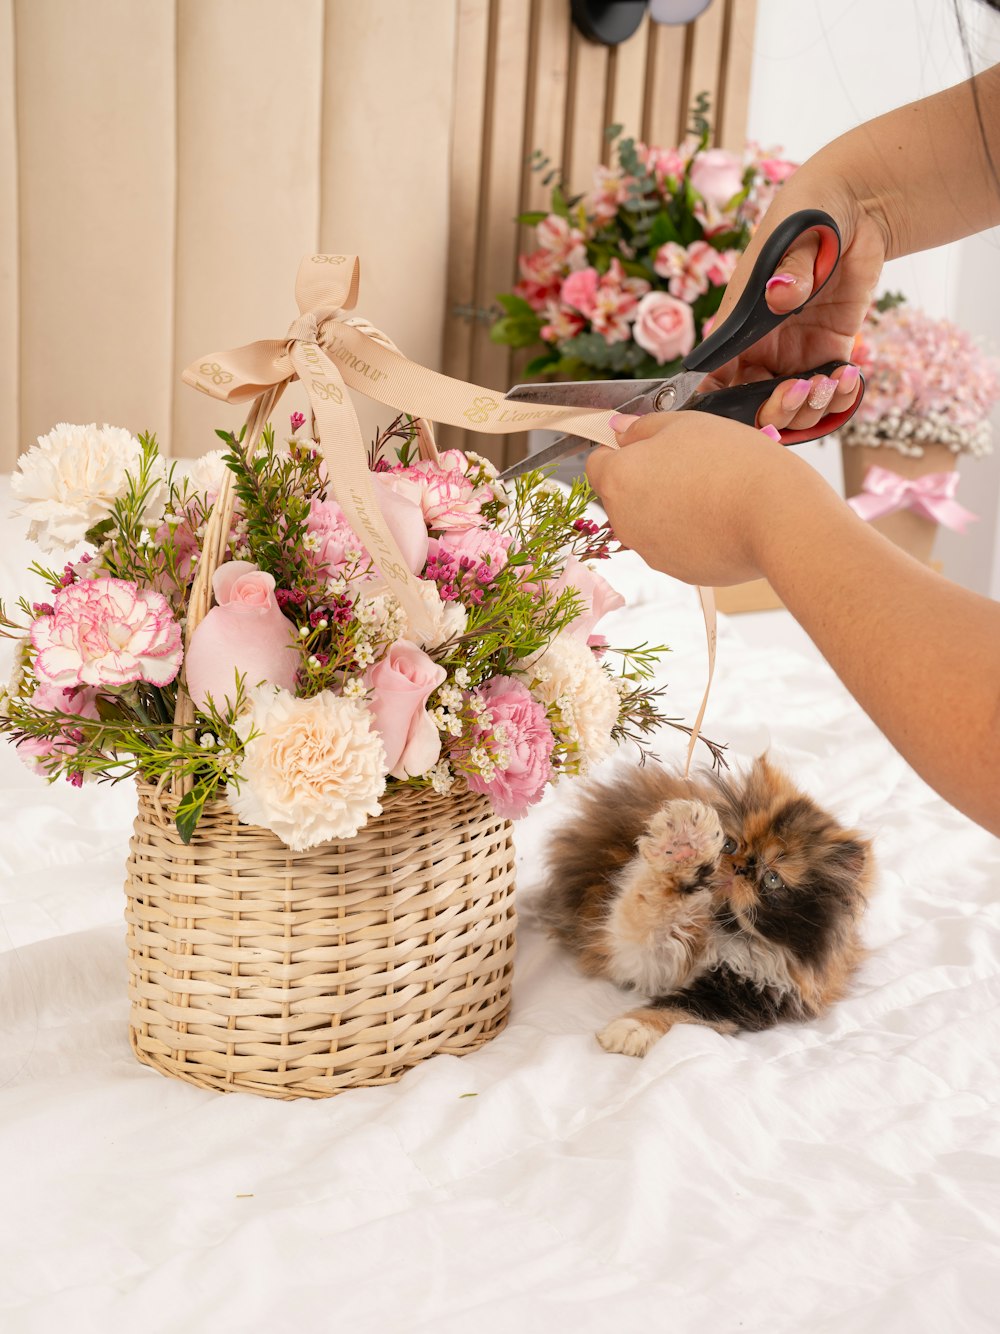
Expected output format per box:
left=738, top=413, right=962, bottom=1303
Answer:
left=31, top=577, right=182, bottom=689
left=16, top=681, right=102, bottom=779
left=393, top=458, right=491, bottom=531
left=184, top=561, right=299, bottom=712
left=432, top=526, right=514, bottom=574
left=465, top=676, right=555, bottom=819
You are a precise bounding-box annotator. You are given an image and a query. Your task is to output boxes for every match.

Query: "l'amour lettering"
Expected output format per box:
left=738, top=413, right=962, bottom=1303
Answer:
left=346, top=486, right=412, bottom=586
left=324, top=334, right=389, bottom=387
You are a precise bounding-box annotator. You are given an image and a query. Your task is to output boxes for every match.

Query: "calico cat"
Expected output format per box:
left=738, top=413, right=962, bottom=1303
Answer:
left=540, top=755, right=872, bottom=1057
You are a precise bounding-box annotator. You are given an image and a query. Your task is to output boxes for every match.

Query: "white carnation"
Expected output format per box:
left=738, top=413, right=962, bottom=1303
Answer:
left=517, top=633, right=619, bottom=768
left=180, top=448, right=231, bottom=497
left=11, top=423, right=167, bottom=553
left=229, top=686, right=386, bottom=850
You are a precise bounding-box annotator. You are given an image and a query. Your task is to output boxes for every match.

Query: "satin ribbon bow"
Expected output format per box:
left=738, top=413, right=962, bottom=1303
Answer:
left=183, top=254, right=624, bottom=638
left=847, top=464, right=979, bottom=534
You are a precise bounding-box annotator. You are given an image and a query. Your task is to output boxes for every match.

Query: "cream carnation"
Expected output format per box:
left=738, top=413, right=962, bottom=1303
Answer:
left=12, top=423, right=168, bottom=552
left=517, top=632, right=619, bottom=769
left=229, top=686, right=386, bottom=850
left=180, top=448, right=231, bottom=498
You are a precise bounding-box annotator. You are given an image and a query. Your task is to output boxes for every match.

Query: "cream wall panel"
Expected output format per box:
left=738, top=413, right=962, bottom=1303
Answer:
left=0, top=1, right=17, bottom=471
left=319, top=0, right=457, bottom=449
left=15, top=0, right=175, bottom=461
left=172, top=0, right=323, bottom=457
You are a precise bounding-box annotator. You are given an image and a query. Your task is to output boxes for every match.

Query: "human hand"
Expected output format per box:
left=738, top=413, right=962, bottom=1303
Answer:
left=585, top=411, right=822, bottom=587
left=702, top=159, right=888, bottom=435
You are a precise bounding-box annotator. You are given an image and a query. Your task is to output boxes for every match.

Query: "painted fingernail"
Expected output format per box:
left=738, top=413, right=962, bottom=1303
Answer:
left=609, top=412, right=639, bottom=431
left=807, top=376, right=837, bottom=411
left=837, top=364, right=861, bottom=392
left=782, top=378, right=812, bottom=410
left=765, top=273, right=796, bottom=290
left=758, top=423, right=782, bottom=441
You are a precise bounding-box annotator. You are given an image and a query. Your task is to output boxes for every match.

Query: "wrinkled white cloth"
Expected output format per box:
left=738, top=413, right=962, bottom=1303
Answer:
left=1, top=476, right=998, bottom=1334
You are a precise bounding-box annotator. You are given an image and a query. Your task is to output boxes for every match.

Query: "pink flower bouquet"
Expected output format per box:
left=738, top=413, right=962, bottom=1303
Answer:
left=1, top=416, right=691, bottom=849
left=491, top=116, right=796, bottom=381
left=842, top=296, right=1000, bottom=457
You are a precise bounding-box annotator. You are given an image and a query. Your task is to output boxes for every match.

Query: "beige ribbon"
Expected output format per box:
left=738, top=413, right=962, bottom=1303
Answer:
left=184, top=253, right=715, bottom=773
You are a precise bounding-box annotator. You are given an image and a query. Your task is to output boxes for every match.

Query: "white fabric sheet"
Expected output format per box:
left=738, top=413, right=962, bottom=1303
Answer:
left=1, top=476, right=998, bottom=1333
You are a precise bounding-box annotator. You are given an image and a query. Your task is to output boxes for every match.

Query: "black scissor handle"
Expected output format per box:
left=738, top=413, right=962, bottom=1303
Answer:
left=682, top=209, right=842, bottom=375
left=687, top=361, right=863, bottom=445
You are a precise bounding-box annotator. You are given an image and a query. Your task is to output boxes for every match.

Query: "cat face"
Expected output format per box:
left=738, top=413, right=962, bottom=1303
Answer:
left=708, top=756, right=870, bottom=967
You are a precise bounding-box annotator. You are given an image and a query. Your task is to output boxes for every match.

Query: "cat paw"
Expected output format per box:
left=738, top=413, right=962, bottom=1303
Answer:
left=639, top=800, right=723, bottom=875
left=597, top=1015, right=661, bottom=1057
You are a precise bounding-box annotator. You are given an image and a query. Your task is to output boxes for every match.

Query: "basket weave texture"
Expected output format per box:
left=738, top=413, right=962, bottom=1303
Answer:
left=125, top=782, right=516, bottom=1098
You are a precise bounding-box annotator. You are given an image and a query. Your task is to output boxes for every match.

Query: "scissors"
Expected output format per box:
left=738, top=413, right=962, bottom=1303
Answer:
left=498, top=208, right=863, bottom=481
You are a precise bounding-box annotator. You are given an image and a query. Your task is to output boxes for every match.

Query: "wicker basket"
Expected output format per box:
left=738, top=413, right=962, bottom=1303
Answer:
left=121, top=390, right=517, bottom=1097
left=125, top=782, right=516, bottom=1098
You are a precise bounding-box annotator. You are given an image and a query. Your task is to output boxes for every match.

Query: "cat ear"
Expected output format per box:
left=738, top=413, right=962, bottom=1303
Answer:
left=829, top=835, right=870, bottom=880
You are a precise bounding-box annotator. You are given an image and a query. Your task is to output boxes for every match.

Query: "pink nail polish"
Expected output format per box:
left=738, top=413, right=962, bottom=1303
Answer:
left=765, top=274, right=796, bottom=290
left=838, top=365, right=860, bottom=391
left=609, top=412, right=638, bottom=431
left=807, top=376, right=837, bottom=411
left=758, top=423, right=782, bottom=441
left=783, top=378, right=812, bottom=410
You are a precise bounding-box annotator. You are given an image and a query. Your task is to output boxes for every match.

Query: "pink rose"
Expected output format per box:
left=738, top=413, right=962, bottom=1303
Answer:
left=184, top=560, right=299, bottom=712
left=689, top=149, right=744, bottom=209
left=547, top=557, right=625, bottom=642
left=632, top=291, right=695, bottom=363
left=365, top=639, right=447, bottom=779
left=307, top=474, right=428, bottom=580
left=560, top=267, right=599, bottom=317
left=31, top=577, right=182, bottom=689
left=465, top=676, right=554, bottom=819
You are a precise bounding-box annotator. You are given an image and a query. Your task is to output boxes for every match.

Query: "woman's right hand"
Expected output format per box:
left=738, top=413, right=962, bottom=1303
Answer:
left=700, top=156, right=890, bottom=435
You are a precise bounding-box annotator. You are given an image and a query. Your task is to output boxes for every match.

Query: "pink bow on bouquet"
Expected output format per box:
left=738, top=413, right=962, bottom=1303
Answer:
left=847, top=464, right=979, bottom=534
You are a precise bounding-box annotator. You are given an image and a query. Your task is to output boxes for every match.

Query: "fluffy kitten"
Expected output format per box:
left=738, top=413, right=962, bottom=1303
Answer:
left=540, top=756, right=872, bottom=1056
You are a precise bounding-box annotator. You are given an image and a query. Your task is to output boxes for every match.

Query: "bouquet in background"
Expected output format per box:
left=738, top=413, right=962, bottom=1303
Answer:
left=0, top=417, right=688, bottom=850
left=491, top=107, right=797, bottom=381
left=842, top=295, right=1000, bottom=457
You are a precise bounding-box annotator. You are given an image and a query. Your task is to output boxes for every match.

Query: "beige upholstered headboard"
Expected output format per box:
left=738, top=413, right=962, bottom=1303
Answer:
left=0, top=0, right=757, bottom=474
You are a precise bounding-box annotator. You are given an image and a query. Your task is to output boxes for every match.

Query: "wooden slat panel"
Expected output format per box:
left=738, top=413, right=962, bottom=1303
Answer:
left=681, top=0, right=727, bottom=143
left=319, top=0, right=457, bottom=451
left=468, top=0, right=532, bottom=469
left=642, top=19, right=688, bottom=148
left=606, top=17, right=650, bottom=151
left=0, top=0, right=17, bottom=471
left=563, top=25, right=610, bottom=194
left=16, top=0, right=176, bottom=459
left=520, top=0, right=570, bottom=217
left=172, top=0, right=322, bottom=457
left=717, top=0, right=759, bottom=150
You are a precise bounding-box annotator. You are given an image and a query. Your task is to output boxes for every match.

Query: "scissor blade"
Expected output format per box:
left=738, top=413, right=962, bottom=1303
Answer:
left=504, top=378, right=666, bottom=411
left=499, top=432, right=592, bottom=482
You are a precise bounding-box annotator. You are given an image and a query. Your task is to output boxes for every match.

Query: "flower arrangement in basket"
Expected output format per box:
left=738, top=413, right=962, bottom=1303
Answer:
left=839, top=294, right=1000, bottom=561
left=1, top=417, right=672, bottom=837
left=0, top=251, right=704, bottom=1098
left=490, top=105, right=797, bottom=380
left=842, top=294, right=1000, bottom=458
